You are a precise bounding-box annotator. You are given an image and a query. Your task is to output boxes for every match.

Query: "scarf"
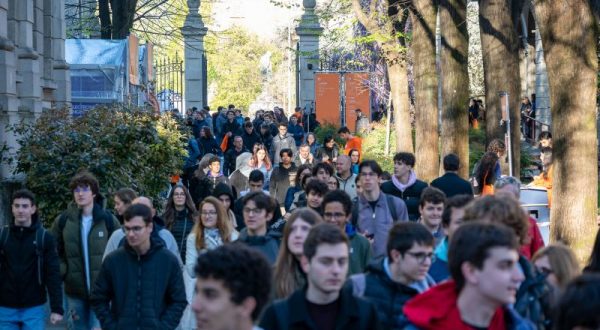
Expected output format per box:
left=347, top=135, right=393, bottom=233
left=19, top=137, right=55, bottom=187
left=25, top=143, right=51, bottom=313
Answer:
left=204, top=228, right=223, bottom=249
left=392, top=170, right=417, bottom=192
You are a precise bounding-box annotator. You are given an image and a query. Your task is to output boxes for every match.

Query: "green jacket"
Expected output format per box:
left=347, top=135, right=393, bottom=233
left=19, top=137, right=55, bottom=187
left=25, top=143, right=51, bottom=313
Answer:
left=348, top=230, right=372, bottom=276
left=50, top=203, right=120, bottom=300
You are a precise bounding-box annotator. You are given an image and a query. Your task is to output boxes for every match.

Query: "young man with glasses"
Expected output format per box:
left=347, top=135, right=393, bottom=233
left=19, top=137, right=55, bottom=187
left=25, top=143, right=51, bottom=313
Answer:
left=355, top=160, right=408, bottom=258
left=237, top=191, right=281, bottom=265
left=92, top=204, right=187, bottom=329
left=322, top=190, right=371, bottom=275
left=50, top=171, right=120, bottom=330
left=349, top=222, right=435, bottom=329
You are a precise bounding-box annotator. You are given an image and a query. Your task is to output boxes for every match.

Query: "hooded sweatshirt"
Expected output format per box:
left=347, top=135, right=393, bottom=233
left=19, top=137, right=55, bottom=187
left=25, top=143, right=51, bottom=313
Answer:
left=402, top=281, right=533, bottom=330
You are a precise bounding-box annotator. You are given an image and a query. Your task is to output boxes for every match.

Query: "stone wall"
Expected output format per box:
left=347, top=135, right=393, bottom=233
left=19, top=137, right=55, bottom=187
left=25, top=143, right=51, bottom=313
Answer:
left=0, top=0, right=69, bottom=222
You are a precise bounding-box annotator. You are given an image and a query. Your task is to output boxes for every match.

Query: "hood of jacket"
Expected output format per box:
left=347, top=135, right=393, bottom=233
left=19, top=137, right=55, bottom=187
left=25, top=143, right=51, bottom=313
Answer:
left=403, top=280, right=507, bottom=330
left=124, top=235, right=166, bottom=259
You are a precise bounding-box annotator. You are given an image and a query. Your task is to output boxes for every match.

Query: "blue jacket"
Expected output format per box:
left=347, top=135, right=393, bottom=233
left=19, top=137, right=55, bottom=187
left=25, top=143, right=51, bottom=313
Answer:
left=428, top=238, right=450, bottom=283
left=287, top=123, right=304, bottom=146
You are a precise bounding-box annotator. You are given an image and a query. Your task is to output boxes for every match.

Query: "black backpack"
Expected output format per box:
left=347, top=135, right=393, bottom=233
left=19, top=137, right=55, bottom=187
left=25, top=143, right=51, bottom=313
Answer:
left=0, top=225, right=47, bottom=285
left=514, top=257, right=552, bottom=329
left=350, top=194, right=399, bottom=228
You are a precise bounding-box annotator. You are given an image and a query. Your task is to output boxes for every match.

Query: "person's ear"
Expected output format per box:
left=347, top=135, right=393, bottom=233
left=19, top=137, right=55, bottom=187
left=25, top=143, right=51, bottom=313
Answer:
left=239, top=297, right=257, bottom=319
left=462, top=262, right=479, bottom=285
left=390, top=249, right=402, bottom=264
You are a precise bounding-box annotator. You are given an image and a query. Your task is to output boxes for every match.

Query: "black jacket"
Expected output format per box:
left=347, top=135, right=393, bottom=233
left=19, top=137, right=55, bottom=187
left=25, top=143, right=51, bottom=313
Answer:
left=380, top=180, right=428, bottom=221
left=259, top=286, right=381, bottom=330
left=237, top=228, right=281, bottom=265
left=91, top=236, right=187, bottom=330
left=348, top=259, right=419, bottom=329
left=241, top=130, right=262, bottom=152
left=197, top=136, right=222, bottom=157
left=224, top=147, right=248, bottom=176
left=269, top=163, right=298, bottom=205
left=0, top=218, right=63, bottom=314
left=430, top=172, right=473, bottom=198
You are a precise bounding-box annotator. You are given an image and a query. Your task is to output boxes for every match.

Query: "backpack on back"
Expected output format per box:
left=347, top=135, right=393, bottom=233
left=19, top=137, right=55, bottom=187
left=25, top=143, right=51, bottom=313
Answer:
left=0, top=225, right=47, bottom=285
left=351, top=194, right=399, bottom=228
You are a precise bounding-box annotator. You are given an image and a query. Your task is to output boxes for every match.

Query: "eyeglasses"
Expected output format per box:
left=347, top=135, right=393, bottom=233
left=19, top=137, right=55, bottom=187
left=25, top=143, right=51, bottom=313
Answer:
left=360, top=171, right=377, bottom=177
left=243, top=207, right=263, bottom=215
left=73, top=186, right=91, bottom=193
left=323, top=212, right=346, bottom=219
left=405, top=251, right=433, bottom=264
left=173, top=193, right=186, bottom=197
left=122, top=225, right=147, bottom=234
left=201, top=211, right=217, bottom=216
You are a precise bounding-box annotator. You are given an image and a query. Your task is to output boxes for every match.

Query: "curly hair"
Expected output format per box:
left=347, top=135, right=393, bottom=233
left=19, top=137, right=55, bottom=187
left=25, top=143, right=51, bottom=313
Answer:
left=462, top=194, right=529, bottom=245
left=195, top=243, right=272, bottom=321
left=487, top=138, right=506, bottom=155
left=69, top=170, right=100, bottom=196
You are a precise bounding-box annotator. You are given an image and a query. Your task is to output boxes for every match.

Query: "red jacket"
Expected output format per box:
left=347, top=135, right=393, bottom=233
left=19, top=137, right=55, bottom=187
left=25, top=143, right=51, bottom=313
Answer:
left=520, top=217, right=545, bottom=259
left=403, top=281, right=507, bottom=330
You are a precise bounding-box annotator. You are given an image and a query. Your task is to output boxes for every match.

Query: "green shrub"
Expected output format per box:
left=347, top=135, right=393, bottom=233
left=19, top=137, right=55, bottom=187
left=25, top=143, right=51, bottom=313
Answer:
left=11, top=105, right=187, bottom=226
left=313, top=123, right=344, bottom=146
left=362, top=119, right=396, bottom=173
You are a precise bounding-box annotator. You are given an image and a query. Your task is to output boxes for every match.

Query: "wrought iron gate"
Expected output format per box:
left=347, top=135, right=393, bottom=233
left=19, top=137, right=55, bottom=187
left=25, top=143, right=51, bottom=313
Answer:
left=154, top=53, right=184, bottom=113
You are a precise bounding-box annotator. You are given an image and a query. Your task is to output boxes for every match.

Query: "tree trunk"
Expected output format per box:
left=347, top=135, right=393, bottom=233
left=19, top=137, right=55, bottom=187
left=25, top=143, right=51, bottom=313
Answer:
left=411, top=0, right=439, bottom=181
left=439, top=0, right=469, bottom=178
left=98, top=0, right=111, bottom=39
left=479, top=0, right=521, bottom=177
left=534, top=0, right=598, bottom=262
left=388, top=56, right=413, bottom=153
left=110, top=0, right=137, bottom=39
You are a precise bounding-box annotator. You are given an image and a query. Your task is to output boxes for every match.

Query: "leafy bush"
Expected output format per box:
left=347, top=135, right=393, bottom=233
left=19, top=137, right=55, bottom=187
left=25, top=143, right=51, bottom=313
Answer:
left=313, top=122, right=345, bottom=146
left=362, top=119, right=396, bottom=173
left=11, top=105, right=187, bottom=225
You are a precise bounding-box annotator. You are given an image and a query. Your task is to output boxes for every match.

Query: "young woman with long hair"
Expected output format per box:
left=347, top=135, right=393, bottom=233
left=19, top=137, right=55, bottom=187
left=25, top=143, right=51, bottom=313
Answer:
left=273, top=208, right=323, bottom=299
left=248, top=143, right=273, bottom=187
left=532, top=244, right=580, bottom=306
left=475, top=151, right=499, bottom=196
left=162, top=184, right=198, bottom=261
left=185, top=196, right=238, bottom=276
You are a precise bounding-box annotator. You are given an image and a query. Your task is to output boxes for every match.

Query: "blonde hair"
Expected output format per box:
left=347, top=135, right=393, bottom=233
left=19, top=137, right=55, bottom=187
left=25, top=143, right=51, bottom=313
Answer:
left=532, top=244, right=580, bottom=288
left=193, top=196, right=232, bottom=250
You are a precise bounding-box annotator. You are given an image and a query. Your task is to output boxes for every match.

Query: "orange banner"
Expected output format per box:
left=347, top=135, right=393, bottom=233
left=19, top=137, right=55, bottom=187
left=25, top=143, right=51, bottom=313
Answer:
left=128, top=35, right=139, bottom=85
left=344, top=72, right=370, bottom=132
left=315, top=72, right=341, bottom=126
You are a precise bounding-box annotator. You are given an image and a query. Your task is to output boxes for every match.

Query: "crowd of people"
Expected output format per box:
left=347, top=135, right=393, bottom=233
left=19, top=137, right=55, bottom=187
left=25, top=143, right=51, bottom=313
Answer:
left=0, top=104, right=598, bottom=330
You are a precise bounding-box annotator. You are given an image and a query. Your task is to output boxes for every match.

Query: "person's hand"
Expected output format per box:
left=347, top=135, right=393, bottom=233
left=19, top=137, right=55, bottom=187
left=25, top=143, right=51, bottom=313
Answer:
left=50, top=313, right=63, bottom=324
left=227, top=132, right=232, bottom=137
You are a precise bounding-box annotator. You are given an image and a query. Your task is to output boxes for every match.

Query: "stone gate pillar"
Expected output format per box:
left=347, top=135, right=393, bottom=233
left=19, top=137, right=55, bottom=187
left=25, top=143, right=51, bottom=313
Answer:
left=182, top=0, right=207, bottom=110
left=295, top=0, right=322, bottom=112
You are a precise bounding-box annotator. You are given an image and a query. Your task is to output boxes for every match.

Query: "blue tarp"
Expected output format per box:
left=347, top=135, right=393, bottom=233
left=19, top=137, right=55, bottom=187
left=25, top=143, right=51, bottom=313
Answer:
left=66, top=39, right=127, bottom=66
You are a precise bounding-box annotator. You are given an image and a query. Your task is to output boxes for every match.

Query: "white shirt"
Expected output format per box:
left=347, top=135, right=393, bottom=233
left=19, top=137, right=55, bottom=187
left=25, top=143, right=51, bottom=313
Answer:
left=81, top=214, right=93, bottom=292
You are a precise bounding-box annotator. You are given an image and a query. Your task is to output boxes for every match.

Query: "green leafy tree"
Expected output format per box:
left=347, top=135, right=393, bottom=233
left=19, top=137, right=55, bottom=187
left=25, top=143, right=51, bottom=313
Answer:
left=11, top=106, right=186, bottom=226
left=205, top=25, right=284, bottom=110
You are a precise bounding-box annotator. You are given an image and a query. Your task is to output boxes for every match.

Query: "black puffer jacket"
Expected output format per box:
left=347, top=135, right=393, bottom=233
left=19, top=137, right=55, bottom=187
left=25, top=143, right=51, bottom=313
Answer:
left=91, top=236, right=187, bottom=330
left=348, top=259, right=419, bottom=329
left=0, top=218, right=63, bottom=314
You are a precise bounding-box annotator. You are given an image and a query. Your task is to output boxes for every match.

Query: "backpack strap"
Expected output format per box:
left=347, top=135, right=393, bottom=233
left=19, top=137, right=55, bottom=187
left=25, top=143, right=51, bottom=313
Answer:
left=384, top=194, right=399, bottom=221
left=351, top=197, right=359, bottom=228
left=0, top=225, right=9, bottom=252
left=35, top=227, right=46, bottom=286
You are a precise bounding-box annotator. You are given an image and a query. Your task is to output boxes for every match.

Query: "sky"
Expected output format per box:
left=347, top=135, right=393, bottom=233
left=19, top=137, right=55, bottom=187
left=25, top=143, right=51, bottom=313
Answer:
left=209, top=0, right=305, bottom=40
